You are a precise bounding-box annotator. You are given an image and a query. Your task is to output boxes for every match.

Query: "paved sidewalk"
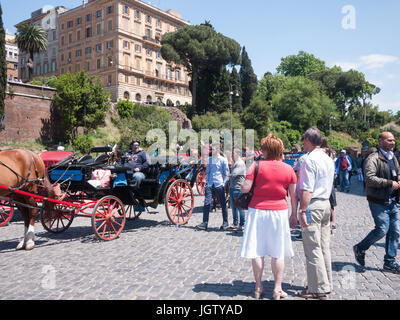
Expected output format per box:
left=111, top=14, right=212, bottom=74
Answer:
left=0, top=176, right=399, bottom=300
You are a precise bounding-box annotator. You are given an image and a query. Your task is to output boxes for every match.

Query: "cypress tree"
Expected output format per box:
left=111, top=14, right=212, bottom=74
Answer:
left=0, top=4, right=6, bottom=115
left=239, top=47, right=258, bottom=109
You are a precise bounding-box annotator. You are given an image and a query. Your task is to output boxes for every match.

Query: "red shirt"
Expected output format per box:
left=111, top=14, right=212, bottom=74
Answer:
left=246, top=160, right=297, bottom=210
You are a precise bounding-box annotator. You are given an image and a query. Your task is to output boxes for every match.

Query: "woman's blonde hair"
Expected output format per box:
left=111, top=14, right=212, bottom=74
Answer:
left=261, top=134, right=284, bottom=160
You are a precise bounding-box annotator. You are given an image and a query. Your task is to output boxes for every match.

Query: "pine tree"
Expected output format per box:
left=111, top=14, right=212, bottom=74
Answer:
left=239, top=47, right=258, bottom=109
left=0, top=4, right=6, bottom=115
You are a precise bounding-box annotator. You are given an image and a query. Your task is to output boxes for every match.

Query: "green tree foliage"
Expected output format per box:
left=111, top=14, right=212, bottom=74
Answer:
left=0, top=5, right=6, bottom=115
left=256, top=73, right=287, bottom=103
left=117, top=104, right=172, bottom=151
left=161, top=23, right=241, bottom=113
left=239, top=47, right=258, bottom=109
left=271, top=76, right=337, bottom=133
left=15, top=23, right=48, bottom=82
left=242, top=95, right=274, bottom=143
left=192, top=111, right=244, bottom=132
left=116, top=99, right=135, bottom=118
left=277, top=51, right=327, bottom=77
left=73, top=134, right=94, bottom=154
left=51, top=71, right=111, bottom=143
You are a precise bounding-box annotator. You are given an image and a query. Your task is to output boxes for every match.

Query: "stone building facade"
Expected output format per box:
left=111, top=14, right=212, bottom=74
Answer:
left=57, top=0, right=192, bottom=106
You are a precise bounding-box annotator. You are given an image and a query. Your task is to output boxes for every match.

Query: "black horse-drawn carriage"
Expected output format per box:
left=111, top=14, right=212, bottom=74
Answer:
left=36, top=146, right=199, bottom=241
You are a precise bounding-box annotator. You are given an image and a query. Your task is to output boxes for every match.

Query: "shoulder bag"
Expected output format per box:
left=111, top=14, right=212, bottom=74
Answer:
left=234, top=161, right=259, bottom=210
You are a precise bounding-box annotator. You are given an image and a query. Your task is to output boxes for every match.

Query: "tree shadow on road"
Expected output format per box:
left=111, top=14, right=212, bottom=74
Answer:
left=192, top=279, right=304, bottom=300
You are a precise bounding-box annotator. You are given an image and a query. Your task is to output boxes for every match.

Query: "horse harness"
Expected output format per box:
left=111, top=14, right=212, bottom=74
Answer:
left=0, top=150, right=43, bottom=190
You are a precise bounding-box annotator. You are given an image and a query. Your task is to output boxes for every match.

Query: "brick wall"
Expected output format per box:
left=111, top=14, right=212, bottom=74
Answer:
left=0, top=82, right=63, bottom=143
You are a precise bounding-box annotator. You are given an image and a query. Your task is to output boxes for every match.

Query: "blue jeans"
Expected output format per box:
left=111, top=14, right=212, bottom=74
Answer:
left=131, top=172, right=145, bottom=187
left=229, top=189, right=245, bottom=227
left=357, top=201, right=400, bottom=264
left=202, top=185, right=228, bottom=225
left=339, top=170, right=350, bottom=191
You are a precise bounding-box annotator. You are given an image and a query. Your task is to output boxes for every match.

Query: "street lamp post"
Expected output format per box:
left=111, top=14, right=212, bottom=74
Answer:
left=229, top=84, right=239, bottom=139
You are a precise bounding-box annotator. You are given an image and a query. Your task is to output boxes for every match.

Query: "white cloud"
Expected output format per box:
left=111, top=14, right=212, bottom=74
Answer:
left=359, top=54, right=399, bottom=70
left=387, top=74, right=397, bottom=79
left=331, top=54, right=399, bottom=72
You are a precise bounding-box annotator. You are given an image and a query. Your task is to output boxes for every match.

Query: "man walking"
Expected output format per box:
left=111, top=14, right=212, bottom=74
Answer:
left=196, top=143, right=230, bottom=231
left=353, top=132, right=400, bottom=274
left=297, top=127, right=335, bottom=300
left=335, top=150, right=352, bottom=193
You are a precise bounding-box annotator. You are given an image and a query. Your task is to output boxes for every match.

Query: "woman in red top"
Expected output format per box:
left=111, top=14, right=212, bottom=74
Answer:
left=240, top=134, right=298, bottom=300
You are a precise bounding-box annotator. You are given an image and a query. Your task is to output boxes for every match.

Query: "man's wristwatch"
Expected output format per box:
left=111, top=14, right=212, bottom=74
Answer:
left=299, top=209, right=307, bottom=215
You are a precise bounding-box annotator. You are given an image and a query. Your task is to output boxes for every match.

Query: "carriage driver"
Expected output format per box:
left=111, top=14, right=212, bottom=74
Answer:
left=125, top=140, right=150, bottom=188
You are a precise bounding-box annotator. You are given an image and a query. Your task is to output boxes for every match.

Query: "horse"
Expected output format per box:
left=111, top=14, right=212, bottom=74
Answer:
left=0, top=149, right=54, bottom=250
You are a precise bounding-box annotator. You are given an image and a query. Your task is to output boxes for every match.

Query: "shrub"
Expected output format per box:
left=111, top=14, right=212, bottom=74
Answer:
left=116, top=99, right=135, bottom=118
left=73, top=134, right=94, bottom=154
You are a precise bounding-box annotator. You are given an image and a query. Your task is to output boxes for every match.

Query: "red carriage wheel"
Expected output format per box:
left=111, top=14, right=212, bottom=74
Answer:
left=0, top=200, right=14, bottom=227
left=125, top=205, right=142, bottom=220
left=165, top=179, right=194, bottom=225
left=196, top=167, right=206, bottom=196
left=92, top=196, right=125, bottom=241
left=41, top=204, right=75, bottom=233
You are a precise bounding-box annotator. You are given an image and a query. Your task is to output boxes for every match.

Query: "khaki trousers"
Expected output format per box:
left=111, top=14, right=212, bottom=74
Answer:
left=301, top=199, right=332, bottom=293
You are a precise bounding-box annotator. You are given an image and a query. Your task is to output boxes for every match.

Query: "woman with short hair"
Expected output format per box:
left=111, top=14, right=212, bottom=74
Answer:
left=240, top=134, right=298, bottom=300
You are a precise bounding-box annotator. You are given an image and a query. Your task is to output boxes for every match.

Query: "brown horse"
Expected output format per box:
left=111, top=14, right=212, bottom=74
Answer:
left=0, top=149, right=54, bottom=250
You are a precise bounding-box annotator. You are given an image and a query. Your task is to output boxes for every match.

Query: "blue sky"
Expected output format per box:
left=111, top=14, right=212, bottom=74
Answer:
left=2, top=0, right=400, bottom=112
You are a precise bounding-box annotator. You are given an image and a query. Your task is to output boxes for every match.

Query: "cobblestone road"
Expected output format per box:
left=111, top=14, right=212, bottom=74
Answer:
left=0, top=176, right=399, bottom=300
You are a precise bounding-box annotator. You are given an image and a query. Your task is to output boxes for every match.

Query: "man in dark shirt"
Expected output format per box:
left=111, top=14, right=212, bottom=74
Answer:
left=125, top=140, right=149, bottom=188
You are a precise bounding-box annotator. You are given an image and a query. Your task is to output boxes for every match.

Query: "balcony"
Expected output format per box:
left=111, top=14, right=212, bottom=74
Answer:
left=142, top=36, right=161, bottom=48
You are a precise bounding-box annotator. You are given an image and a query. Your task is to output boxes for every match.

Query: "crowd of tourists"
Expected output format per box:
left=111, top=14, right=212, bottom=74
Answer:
left=194, top=127, right=400, bottom=300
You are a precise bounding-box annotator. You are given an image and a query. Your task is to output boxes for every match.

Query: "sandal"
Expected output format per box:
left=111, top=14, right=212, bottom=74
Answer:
left=273, top=290, right=288, bottom=300
left=297, top=289, right=328, bottom=300
left=254, top=288, right=264, bottom=300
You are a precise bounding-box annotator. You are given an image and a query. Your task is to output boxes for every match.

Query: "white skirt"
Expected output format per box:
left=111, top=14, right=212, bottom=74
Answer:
left=240, top=207, right=294, bottom=259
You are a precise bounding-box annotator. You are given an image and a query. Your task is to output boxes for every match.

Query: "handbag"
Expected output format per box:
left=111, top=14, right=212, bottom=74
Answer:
left=234, top=161, right=259, bottom=210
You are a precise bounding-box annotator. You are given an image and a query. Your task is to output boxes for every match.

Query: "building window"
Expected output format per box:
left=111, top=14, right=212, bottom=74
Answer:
left=124, top=91, right=130, bottom=99
left=135, top=93, right=141, bottom=101
left=76, top=49, right=82, bottom=57
left=96, top=10, right=102, bottom=18
left=68, top=33, right=72, bottom=43
left=86, top=27, right=92, bottom=38
left=107, top=6, right=113, bottom=14
left=135, top=44, right=141, bottom=52
left=52, top=61, right=56, bottom=72
left=157, top=19, right=161, bottom=28
left=44, top=64, right=48, bottom=73
left=124, top=40, right=129, bottom=49
left=86, top=61, right=90, bottom=72
left=157, top=51, right=161, bottom=59
left=176, top=69, right=181, bottom=81
left=108, top=20, right=113, bottom=31
left=146, top=15, right=151, bottom=24
left=107, top=40, right=113, bottom=49
left=124, top=5, right=129, bottom=14
left=85, top=47, right=91, bottom=55
left=86, top=13, right=92, bottom=22
left=108, top=74, right=112, bottom=86
left=76, top=63, right=80, bottom=72
left=96, top=43, right=102, bottom=52
left=135, top=10, right=140, bottom=19
left=61, top=36, right=65, bottom=46
left=67, top=20, right=73, bottom=28
left=77, top=17, right=82, bottom=25
left=108, top=56, right=113, bottom=67
left=146, top=48, right=151, bottom=56
left=97, top=23, right=102, bottom=35
left=61, top=54, right=64, bottom=62
left=97, top=59, right=101, bottom=69
left=77, top=30, right=81, bottom=40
